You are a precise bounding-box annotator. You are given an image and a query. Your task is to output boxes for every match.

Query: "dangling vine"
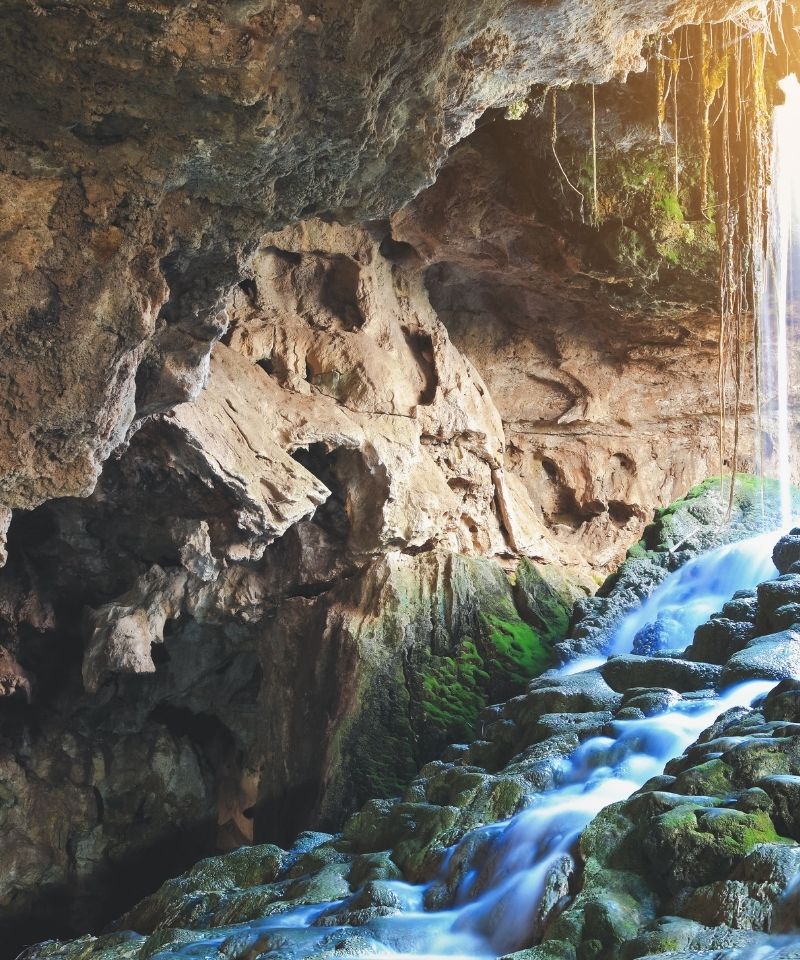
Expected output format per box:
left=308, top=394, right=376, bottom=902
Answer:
left=591, top=85, right=599, bottom=223
left=535, top=1, right=793, bottom=515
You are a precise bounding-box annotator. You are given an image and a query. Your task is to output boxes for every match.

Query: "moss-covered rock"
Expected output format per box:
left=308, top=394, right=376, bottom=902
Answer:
left=333, top=550, right=585, bottom=814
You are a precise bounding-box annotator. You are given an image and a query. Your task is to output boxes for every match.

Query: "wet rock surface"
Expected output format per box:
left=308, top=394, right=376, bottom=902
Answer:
left=20, top=526, right=800, bottom=960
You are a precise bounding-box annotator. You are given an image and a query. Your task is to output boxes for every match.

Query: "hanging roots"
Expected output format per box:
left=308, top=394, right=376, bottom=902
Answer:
left=654, top=2, right=784, bottom=517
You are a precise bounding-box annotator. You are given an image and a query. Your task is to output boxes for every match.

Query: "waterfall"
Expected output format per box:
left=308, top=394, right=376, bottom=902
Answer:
left=757, top=74, right=800, bottom=528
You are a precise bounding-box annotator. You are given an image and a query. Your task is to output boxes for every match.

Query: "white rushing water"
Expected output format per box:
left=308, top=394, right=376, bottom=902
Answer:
left=165, top=530, right=787, bottom=958
left=164, top=79, right=800, bottom=960
left=608, top=528, right=780, bottom=656
left=758, top=74, right=800, bottom=528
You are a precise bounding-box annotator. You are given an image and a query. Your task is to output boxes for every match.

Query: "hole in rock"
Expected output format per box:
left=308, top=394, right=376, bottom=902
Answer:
left=257, top=356, right=275, bottom=376
left=402, top=327, right=438, bottom=405
left=320, top=254, right=364, bottom=330
left=93, top=786, right=105, bottom=824
left=292, top=443, right=350, bottom=541
left=379, top=233, right=420, bottom=265
left=264, top=244, right=302, bottom=266
left=608, top=500, right=637, bottom=525
left=238, top=277, right=259, bottom=306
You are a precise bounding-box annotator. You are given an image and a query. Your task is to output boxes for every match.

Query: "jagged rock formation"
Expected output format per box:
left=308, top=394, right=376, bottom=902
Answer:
left=0, top=75, right=764, bottom=949
left=0, top=143, right=764, bottom=948
left=0, top=207, right=593, bottom=949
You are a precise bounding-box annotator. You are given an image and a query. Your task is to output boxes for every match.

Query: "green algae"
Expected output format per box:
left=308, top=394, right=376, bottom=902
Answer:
left=420, top=639, right=489, bottom=732
left=484, top=614, right=551, bottom=681
left=419, top=615, right=551, bottom=745
left=329, top=551, right=582, bottom=812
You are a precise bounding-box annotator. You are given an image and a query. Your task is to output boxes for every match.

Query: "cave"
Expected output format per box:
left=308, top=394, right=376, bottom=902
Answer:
left=3, top=2, right=800, bottom=960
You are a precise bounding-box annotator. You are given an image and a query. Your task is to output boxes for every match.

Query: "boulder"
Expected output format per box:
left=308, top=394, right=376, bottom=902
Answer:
left=757, top=775, right=800, bottom=840
left=601, top=655, right=721, bottom=694
left=773, top=529, right=800, bottom=575
left=763, top=680, right=800, bottom=723
left=757, top=575, right=800, bottom=631
left=721, top=630, right=800, bottom=687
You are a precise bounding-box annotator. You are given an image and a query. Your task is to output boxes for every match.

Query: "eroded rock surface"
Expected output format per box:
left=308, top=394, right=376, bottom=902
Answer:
left=0, top=0, right=755, bottom=515
left=391, top=85, right=749, bottom=569
left=0, top=184, right=781, bottom=951
left=21, top=526, right=800, bottom=960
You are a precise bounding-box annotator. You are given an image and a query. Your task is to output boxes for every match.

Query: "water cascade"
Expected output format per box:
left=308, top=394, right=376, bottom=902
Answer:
left=757, top=73, right=800, bottom=527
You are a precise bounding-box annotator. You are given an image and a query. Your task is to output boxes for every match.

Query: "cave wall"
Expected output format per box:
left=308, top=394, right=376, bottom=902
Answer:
left=0, top=0, right=756, bottom=530
left=393, top=80, right=755, bottom=569
left=0, top=0, right=771, bottom=954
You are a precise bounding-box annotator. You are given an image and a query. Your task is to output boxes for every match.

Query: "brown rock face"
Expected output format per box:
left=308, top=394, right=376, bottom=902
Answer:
left=0, top=1, right=769, bottom=953
left=393, top=110, right=749, bottom=568
left=0, top=0, right=754, bottom=515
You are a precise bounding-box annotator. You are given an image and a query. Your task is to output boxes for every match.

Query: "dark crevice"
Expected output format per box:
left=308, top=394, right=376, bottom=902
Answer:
left=379, top=233, right=420, bottom=265
left=257, top=356, right=275, bottom=376
left=238, top=277, right=259, bottom=306
left=402, top=328, right=438, bottom=405
left=93, top=786, right=105, bottom=825
left=284, top=579, right=340, bottom=599
left=319, top=254, right=364, bottom=330
left=148, top=703, right=234, bottom=748
left=291, top=444, right=350, bottom=541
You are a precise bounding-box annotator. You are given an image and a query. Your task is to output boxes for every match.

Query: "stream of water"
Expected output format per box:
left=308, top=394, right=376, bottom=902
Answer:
left=160, top=76, right=800, bottom=960
left=163, top=529, right=786, bottom=959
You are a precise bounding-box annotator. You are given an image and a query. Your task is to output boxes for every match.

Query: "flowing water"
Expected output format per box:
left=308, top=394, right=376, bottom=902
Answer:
left=162, top=529, right=787, bottom=958
left=758, top=74, right=800, bottom=526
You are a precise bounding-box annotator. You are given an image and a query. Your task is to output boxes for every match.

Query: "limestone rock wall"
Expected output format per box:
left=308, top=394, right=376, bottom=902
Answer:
left=392, top=83, right=752, bottom=571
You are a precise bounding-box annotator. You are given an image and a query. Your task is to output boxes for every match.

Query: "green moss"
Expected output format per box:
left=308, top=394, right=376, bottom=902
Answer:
left=674, top=758, right=733, bottom=798
left=419, top=616, right=552, bottom=744
left=573, top=143, right=716, bottom=283
left=484, top=614, right=551, bottom=682
left=658, top=192, right=684, bottom=222
left=338, top=554, right=579, bottom=808
left=505, top=98, right=529, bottom=120
left=420, top=639, right=490, bottom=734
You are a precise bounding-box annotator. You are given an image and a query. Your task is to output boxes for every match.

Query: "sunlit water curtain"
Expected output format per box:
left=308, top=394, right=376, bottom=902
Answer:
left=758, top=74, right=800, bottom=527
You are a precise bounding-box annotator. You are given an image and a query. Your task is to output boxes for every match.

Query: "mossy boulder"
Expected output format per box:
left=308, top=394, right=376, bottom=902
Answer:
left=643, top=806, right=783, bottom=892
left=335, top=550, right=585, bottom=813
